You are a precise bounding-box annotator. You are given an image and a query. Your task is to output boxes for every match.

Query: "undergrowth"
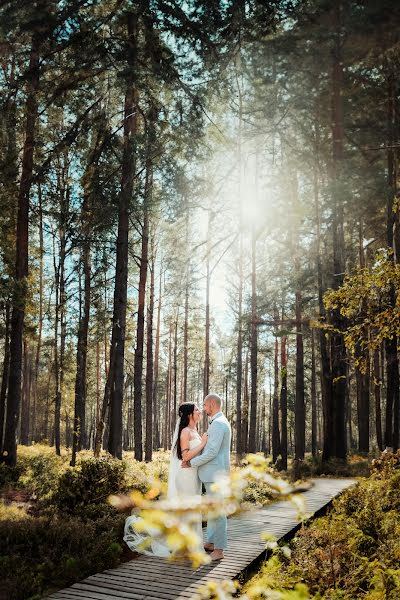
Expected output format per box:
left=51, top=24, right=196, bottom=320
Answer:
left=243, top=450, right=400, bottom=599
left=0, top=445, right=171, bottom=600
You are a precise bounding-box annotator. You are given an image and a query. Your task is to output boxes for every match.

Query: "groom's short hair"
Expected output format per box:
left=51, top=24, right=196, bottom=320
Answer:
left=205, top=393, right=222, bottom=408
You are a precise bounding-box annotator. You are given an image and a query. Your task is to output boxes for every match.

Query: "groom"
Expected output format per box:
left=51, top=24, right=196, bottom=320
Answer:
left=182, top=393, right=231, bottom=561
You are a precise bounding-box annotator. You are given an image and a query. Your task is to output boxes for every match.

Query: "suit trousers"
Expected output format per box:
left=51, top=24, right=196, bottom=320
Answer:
left=204, top=481, right=228, bottom=550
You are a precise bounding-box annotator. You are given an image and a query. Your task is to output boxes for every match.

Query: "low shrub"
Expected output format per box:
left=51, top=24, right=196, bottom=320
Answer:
left=243, top=461, right=400, bottom=599
left=0, top=512, right=126, bottom=600
left=242, top=480, right=274, bottom=506
left=0, top=445, right=67, bottom=500
left=370, top=449, right=400, bottom=479
left=19, top=451, right=65, bottom=501
left=288, top=453, right=370, bottom=480
left=50, top=456, right=127, bottom=514
left=0, top=463, right=25, bottom=491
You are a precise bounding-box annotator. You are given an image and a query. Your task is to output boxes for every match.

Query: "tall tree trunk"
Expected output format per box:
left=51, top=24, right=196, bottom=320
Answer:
left=153, top=265, right=162, bottom=450
left=145, top=247, right=155, bottom=462
left=356, top=366, right=370, bottom=453
left=295, top=288, right=305, bottom=461
left=183, top=199, right=190, bottom=402
left=356, top=220, right=370, bottom=453
left=106, top=13, right=137, bottom=460
left=43, top=350, right=52, bottom=442
left=261, top=390, right=267, bottom=454
left=268, top=374, right=272, bottom=455
left=311, top=329, right=317, bottom=457
left=165, top=323, right=173, bottom=448
left=279, top=305, right=288, bottom=470
left=235, top=51, right=244, bottom=460
left=20, top=340, right=30, bottom=445
left=313, top=156, right=333, bottom=462
left=32, top=183, right=44, bottom=442
left=95, top=340, right=101, bottom=438
left=0, top=304, right=11, bottom=453
left=242, top=350, right=249, bottom=453
left=202, top=230, right=211, bottom=434
left=328, top=2, right=347, bottom=460
left=53, top=233, right=61, bottom=453
left=2, top=32, right=41, bottom=466
left=249, top=225, right=258, bottom=452
left=94, top=270, right=113, bottom=457
left=373, top=348, right=383, bottom=451
left=133, top=159, right=151, bottom=462
left=236, top=232, right=244, bottom=458
left=272, top=305, right=281, bottom=463
left=59, top=192, right=67, bottom=454
left=71, top=205, right=91, bottom=466
left=173, top=313, right=179, bottom=427
left=54, top=163, right=68, bottom=457
left=384, top=66, right=399, bottom=451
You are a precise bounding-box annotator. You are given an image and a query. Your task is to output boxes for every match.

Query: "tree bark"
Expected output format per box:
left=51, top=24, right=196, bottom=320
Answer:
left=20, top=340, right=30, bottom=445
left=313, top=145, right=334, bottom=462
left=31, top=184, right=44, bottom=443
left=133, top=158, right=151, bottom=461
left=202, top=224, right=211, bottom=433
left=236, top=232, right=244, bottom=458
left=0, top=304, right=11, bottom=453
left=242, top=350, right=249, bottom=453
left=356, top=365, right=370, bottom=453
left=153, top=265, right=162, bottom=450
left=328, top=2, right=347, bottom=460
left=373, top=348, right=383, bottom=451
left=295, top=288, right=305, bottom=461
left=356, top=220, right=370, bottom=453
left=165, top=323, right=173, bottom=448
left=145, top=246, right=155, bottom=462
left=183, top=198, right=190, bottom=402
left=53, top=156, right=68, bottom=457
left=248, top=225, right=258, bottom=452
left=106, top=12, right=137, bottom=460
left=272, top=305, right=281, bottom=463
left=311, top=329, right=317, bottom=457
left=279, top=305, right=287, bottom=470
left=2, top=32, right=41, bottom=466
left=71, top=188, right=92, bottom=465
left=173, top=313, right=179, bottom=427
left=384, top=66, right=399, bottom=451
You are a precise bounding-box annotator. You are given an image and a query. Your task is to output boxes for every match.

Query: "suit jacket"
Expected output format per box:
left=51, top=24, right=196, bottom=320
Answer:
left=190, top=411, right=231, bottom=483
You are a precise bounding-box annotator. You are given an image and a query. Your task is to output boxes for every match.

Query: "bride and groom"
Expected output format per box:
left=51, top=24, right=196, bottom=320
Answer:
left=124, top=393, right=231, bottom=561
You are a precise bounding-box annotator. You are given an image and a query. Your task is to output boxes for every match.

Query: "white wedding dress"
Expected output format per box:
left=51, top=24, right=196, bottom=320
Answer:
left=124, top=426, right=203, bottom=557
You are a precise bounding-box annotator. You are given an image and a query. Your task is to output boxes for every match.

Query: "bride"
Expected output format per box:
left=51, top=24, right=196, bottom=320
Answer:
left=124, top=402, right=208, bottom=557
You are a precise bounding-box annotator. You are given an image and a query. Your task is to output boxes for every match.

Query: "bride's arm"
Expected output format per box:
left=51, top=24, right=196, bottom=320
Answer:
left=180, top=429, right=207, bottom=461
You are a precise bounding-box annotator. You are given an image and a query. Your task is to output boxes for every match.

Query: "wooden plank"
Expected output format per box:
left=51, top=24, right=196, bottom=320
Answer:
left=87, top=573, right=190, bottom=598
left=117, top=565, right=200, bottom=580
left=69, top=582, right=146, bottom=600
left=44, top=478, right=356, bottom=600
left=49, top=590, right=134, bottom=600
left=49, top=590, right=139, bottom=600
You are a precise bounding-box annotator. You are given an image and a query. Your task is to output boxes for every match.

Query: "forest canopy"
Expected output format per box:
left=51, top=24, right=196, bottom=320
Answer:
left=0, top=0, right=399, bottom=468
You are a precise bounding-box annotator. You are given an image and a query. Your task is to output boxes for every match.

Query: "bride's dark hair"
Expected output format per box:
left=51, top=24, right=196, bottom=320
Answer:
left=174, top=402, right=196, bottom=460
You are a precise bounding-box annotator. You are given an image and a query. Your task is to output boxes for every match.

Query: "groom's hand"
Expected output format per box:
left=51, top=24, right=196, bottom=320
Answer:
left=181, top=460, right=191, bottom=468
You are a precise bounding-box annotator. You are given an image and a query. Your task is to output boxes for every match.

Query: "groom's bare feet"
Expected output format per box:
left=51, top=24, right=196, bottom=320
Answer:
left=204, top=543, right=214, bottom=552
left=209, top=549, right=224, bottom=561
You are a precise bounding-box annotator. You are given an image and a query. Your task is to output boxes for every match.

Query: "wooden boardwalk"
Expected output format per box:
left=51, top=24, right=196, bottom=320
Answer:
left=46, top=478, right=356, bottom=600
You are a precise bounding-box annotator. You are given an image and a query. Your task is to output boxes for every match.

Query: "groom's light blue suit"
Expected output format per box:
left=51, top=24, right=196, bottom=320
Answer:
left=190, top=411, right=231, bottom=550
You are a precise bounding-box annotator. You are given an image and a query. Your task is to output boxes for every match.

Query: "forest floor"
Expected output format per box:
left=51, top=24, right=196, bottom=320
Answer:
left=242, top=451, right=400, bottom=599
left=0, top=445, right=375, bottom=600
